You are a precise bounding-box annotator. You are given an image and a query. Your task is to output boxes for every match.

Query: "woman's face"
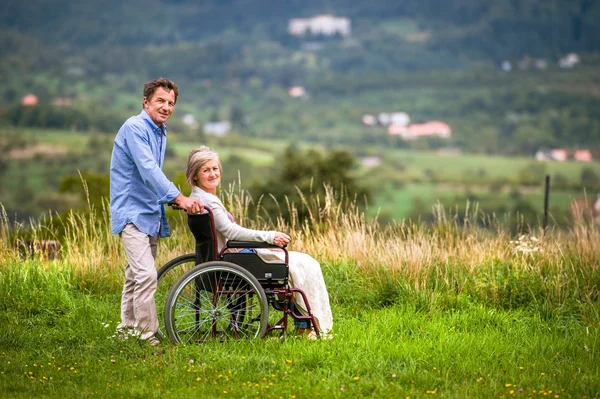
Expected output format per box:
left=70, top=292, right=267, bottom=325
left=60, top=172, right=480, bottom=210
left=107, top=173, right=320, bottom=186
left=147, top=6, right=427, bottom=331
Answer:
left=195, top=158, right=221, bottom=194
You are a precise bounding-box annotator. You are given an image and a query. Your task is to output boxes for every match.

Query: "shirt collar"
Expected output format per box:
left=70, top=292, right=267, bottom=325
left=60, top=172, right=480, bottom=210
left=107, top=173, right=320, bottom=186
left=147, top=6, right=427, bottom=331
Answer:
left=140, top=109, right=167, bottom=135
left=191, top=186, right=205, bottom=195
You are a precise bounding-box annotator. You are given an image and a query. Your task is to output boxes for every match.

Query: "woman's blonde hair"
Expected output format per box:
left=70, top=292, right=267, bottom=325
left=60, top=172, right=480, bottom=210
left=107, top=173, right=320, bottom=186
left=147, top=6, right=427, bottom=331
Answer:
left=186, top=146, right=222, bottom=188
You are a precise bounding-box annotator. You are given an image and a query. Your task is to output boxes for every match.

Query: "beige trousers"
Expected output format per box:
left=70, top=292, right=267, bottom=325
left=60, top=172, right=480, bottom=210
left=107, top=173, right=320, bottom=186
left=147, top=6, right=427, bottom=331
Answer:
left=119, top=223, right=159, bottom=339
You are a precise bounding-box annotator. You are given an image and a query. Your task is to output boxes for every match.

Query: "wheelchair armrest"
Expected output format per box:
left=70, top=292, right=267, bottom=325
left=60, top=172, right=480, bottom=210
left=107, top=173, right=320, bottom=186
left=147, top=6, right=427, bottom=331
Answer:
left=226, top=241, right=282, bottom=249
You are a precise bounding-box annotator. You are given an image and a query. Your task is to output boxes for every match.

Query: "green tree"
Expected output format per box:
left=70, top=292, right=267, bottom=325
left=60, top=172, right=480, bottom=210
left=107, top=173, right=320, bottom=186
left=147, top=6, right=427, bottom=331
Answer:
left=580, top=167, right=600, bottom=189
left=517, top=163, right=547, bottom=186
left=250, top=145, right=371, bottom=224
left=59, top=171, right=110, bottom=212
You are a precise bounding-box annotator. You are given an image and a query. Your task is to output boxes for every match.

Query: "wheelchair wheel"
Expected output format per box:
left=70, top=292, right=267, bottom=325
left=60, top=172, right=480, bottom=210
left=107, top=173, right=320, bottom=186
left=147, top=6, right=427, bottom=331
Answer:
left=165, top=261, right=268, bottom=344
left=156, top=253, right=196, bottom=338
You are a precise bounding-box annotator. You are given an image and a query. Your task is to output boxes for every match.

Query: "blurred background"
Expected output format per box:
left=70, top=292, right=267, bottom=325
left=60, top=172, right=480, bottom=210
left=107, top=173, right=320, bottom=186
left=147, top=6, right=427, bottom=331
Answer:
left=1, top=0, right=600, bottom=230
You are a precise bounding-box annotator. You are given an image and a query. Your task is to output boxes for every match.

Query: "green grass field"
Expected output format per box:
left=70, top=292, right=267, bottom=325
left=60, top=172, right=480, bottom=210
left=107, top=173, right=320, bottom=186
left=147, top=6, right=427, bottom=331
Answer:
left=1, top=190, right=599, bottom=397
left=2, top=127, right=600, bottom=222
left=381, top=148, right=600, bottom=183
left=1, top=259, right=598, bottom=398
left=172, top=142, right=277, bottom=166
left=369, top=182, right=588, bottom=221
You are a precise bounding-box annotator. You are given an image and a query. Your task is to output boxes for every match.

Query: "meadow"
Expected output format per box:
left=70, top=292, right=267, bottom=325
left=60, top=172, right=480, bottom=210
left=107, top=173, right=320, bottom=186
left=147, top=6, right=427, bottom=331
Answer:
left=3, top=127, right=600, bottom=225
left=0, top=189, right=599, bottom=398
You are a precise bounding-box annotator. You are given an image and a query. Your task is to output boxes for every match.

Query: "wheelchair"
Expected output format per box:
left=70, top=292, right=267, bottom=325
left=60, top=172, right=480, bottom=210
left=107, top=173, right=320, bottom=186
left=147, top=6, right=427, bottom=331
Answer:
left=156, top=208, right=321, bottom=344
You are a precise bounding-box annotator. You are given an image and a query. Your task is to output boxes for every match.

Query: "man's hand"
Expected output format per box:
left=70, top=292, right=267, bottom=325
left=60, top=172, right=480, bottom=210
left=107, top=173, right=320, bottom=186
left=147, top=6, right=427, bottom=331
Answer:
left=172, top=194, right=204, bottom=214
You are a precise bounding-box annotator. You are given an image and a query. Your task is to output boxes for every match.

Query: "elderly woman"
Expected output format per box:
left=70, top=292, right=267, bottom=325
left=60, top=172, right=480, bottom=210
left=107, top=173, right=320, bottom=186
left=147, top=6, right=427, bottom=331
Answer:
left=186, top=146, right=333, bottom=338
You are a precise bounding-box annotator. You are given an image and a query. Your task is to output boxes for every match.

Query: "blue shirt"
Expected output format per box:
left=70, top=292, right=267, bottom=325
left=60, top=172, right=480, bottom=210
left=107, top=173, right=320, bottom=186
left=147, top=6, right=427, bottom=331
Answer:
left=110, top=110, right=180, bottom=237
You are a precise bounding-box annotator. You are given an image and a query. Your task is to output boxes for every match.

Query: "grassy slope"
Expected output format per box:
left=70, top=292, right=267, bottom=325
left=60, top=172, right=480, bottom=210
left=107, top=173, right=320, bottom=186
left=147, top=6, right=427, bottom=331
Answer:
left=1, top=190, right=599, bottom=397
left=3, top=128, right=600, bottom=221
left=0, top=261, right=598, bottom=398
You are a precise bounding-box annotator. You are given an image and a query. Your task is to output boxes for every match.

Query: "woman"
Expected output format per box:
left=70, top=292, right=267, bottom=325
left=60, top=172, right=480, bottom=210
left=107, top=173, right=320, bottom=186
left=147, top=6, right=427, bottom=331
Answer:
left=186, top=146, right=333, bottom=337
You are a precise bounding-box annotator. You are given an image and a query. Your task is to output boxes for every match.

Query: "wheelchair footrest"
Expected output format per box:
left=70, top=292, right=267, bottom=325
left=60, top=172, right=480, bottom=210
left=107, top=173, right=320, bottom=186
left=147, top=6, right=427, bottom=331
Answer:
left=269, top=298, right=289, bottom=312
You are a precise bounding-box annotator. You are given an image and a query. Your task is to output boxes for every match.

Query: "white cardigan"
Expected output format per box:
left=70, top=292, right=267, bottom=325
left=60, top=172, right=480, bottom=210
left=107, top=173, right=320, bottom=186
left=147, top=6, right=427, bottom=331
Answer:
left=190, top=186, right=276, bottom=251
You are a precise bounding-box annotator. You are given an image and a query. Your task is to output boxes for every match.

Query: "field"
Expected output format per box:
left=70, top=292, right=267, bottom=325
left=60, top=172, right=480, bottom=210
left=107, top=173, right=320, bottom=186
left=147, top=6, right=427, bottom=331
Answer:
left=2, top=128, right=600, bottom=225
left=0, top=192, right=599, bottom=398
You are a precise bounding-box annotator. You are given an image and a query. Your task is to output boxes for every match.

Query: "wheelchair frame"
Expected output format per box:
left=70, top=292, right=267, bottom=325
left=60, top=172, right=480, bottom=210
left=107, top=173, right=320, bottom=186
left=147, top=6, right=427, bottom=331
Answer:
left=159, top=208, right=321, bottom=344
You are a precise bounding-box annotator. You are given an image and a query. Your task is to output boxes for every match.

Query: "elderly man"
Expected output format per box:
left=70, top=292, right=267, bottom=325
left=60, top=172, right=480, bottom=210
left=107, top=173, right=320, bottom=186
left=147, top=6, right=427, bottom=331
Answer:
left=110, top=77, right=203, bottom=345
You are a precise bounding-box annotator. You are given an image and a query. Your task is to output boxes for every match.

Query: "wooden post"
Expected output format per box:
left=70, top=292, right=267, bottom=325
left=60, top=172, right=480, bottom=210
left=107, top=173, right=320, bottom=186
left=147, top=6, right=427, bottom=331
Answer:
left=543, top=175, right=550, bottom=235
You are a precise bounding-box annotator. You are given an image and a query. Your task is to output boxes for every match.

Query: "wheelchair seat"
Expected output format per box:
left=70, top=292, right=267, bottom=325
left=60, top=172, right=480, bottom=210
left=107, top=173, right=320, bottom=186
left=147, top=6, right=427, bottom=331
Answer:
left=187, top=210, right=289, bottom=284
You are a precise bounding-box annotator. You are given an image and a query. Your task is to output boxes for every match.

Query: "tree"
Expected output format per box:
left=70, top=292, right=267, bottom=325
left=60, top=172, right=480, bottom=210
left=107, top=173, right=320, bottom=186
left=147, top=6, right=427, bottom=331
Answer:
left=580, top=167, right=600, bottom=190
left=59, top=170, right=110, bottom=212
left=250, top=145, right=371, bottom=224
left=517, top=163, right=547, bottom=186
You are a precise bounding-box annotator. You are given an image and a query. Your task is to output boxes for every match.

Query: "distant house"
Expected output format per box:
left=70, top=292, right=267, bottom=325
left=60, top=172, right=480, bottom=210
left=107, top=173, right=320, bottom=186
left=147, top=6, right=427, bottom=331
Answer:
left=203, top=121, right=231, bottom=136
left=390, top=112, right=410, bottom=126
left=359, top=156, right=381, bottom=168
left=559, top=53, right=580, bottom=68
left=388, top=121, right=451, bottom=140
left=377, top=112, right=410, bottom=127
left=536, top=148, right=592, bottom=162
left=361, top=114, right=376, bottom=127
left=550, top=149, right=568, bottom=161
left=288, top=15, right=351, bottom=38
left=22, top=94, right=38, bottom=106
left=288, top=86, right=307, bottom=98
left=574, top=150, right=593, bottom=162
left=182, top=114, right=198, bottom=128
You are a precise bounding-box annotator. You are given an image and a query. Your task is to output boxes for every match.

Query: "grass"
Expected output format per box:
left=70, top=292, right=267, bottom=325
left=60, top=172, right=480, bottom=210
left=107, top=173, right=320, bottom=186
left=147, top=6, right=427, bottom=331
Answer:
left=380, top=148, right=600, bottom=183
left=369, top=182, right=587, bottom=220
left=368, top=183, right=453, bottom=219
left=1, top=188, right=599, bottom=397
left=171, top=142, right=276, bottom=166
left=3, top=126, right=599, bottom=223
left=1, top=262, right=598, bottom=398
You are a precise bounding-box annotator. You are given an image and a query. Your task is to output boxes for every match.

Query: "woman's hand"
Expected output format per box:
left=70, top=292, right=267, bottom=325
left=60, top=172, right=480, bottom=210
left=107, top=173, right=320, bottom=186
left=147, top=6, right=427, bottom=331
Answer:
left=273, top=232, right=291, bottom=247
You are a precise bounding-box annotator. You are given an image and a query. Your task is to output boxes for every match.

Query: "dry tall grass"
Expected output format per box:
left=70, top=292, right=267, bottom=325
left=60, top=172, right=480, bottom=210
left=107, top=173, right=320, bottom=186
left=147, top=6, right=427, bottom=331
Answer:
left=1, top=185, right=599, bottom=306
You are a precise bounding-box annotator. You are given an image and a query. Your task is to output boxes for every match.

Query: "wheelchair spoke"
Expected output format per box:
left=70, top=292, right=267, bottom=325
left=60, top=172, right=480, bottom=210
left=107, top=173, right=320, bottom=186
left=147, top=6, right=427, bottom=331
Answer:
left=156, top=254, right=197, bottom=339
left=165, top=262, right=269, bottom=344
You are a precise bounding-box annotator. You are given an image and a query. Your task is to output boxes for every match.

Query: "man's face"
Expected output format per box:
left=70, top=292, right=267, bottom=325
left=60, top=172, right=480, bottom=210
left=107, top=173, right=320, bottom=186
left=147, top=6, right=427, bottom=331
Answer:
left=143, top=87, right=176, bottom=126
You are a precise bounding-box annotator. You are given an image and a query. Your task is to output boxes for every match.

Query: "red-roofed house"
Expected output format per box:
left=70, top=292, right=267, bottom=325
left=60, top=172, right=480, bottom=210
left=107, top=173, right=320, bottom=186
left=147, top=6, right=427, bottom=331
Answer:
left=22, top=94, right=38, bottom=106
left=574, top=150, right=593, bottom=162
left=409, top=121, right=452, bottom=138
left=389, top=120, right=451, bottom=140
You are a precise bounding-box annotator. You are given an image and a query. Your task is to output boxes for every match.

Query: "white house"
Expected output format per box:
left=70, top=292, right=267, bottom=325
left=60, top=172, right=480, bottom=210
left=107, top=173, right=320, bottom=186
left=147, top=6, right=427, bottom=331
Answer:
left=559, top=53, right=580, bottom=68
left=288, top=15, right=351, bottom=38
left=377, top=112, right=410, bottom=127
left=203, top=121, right=231, bottom=136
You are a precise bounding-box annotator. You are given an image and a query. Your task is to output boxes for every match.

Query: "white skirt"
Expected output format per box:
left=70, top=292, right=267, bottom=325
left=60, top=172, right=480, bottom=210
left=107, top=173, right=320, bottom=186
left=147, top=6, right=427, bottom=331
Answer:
left=256, top=249, right=333, bottom=334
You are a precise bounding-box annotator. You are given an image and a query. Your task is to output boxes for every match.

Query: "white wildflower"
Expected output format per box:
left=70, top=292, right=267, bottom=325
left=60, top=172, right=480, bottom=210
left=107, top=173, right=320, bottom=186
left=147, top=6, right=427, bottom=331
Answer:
left=512, top=235, right=542, bottom=255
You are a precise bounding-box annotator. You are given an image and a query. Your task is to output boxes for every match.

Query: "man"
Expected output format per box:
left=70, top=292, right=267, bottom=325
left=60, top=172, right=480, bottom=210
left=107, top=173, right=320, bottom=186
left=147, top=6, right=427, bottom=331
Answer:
left=110, top=77, right=203, bottom=345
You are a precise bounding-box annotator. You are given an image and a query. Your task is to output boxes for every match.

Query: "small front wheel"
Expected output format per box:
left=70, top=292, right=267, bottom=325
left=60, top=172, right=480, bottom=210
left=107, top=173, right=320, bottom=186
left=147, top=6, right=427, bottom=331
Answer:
left=165, top=261, right=268, bottom=344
